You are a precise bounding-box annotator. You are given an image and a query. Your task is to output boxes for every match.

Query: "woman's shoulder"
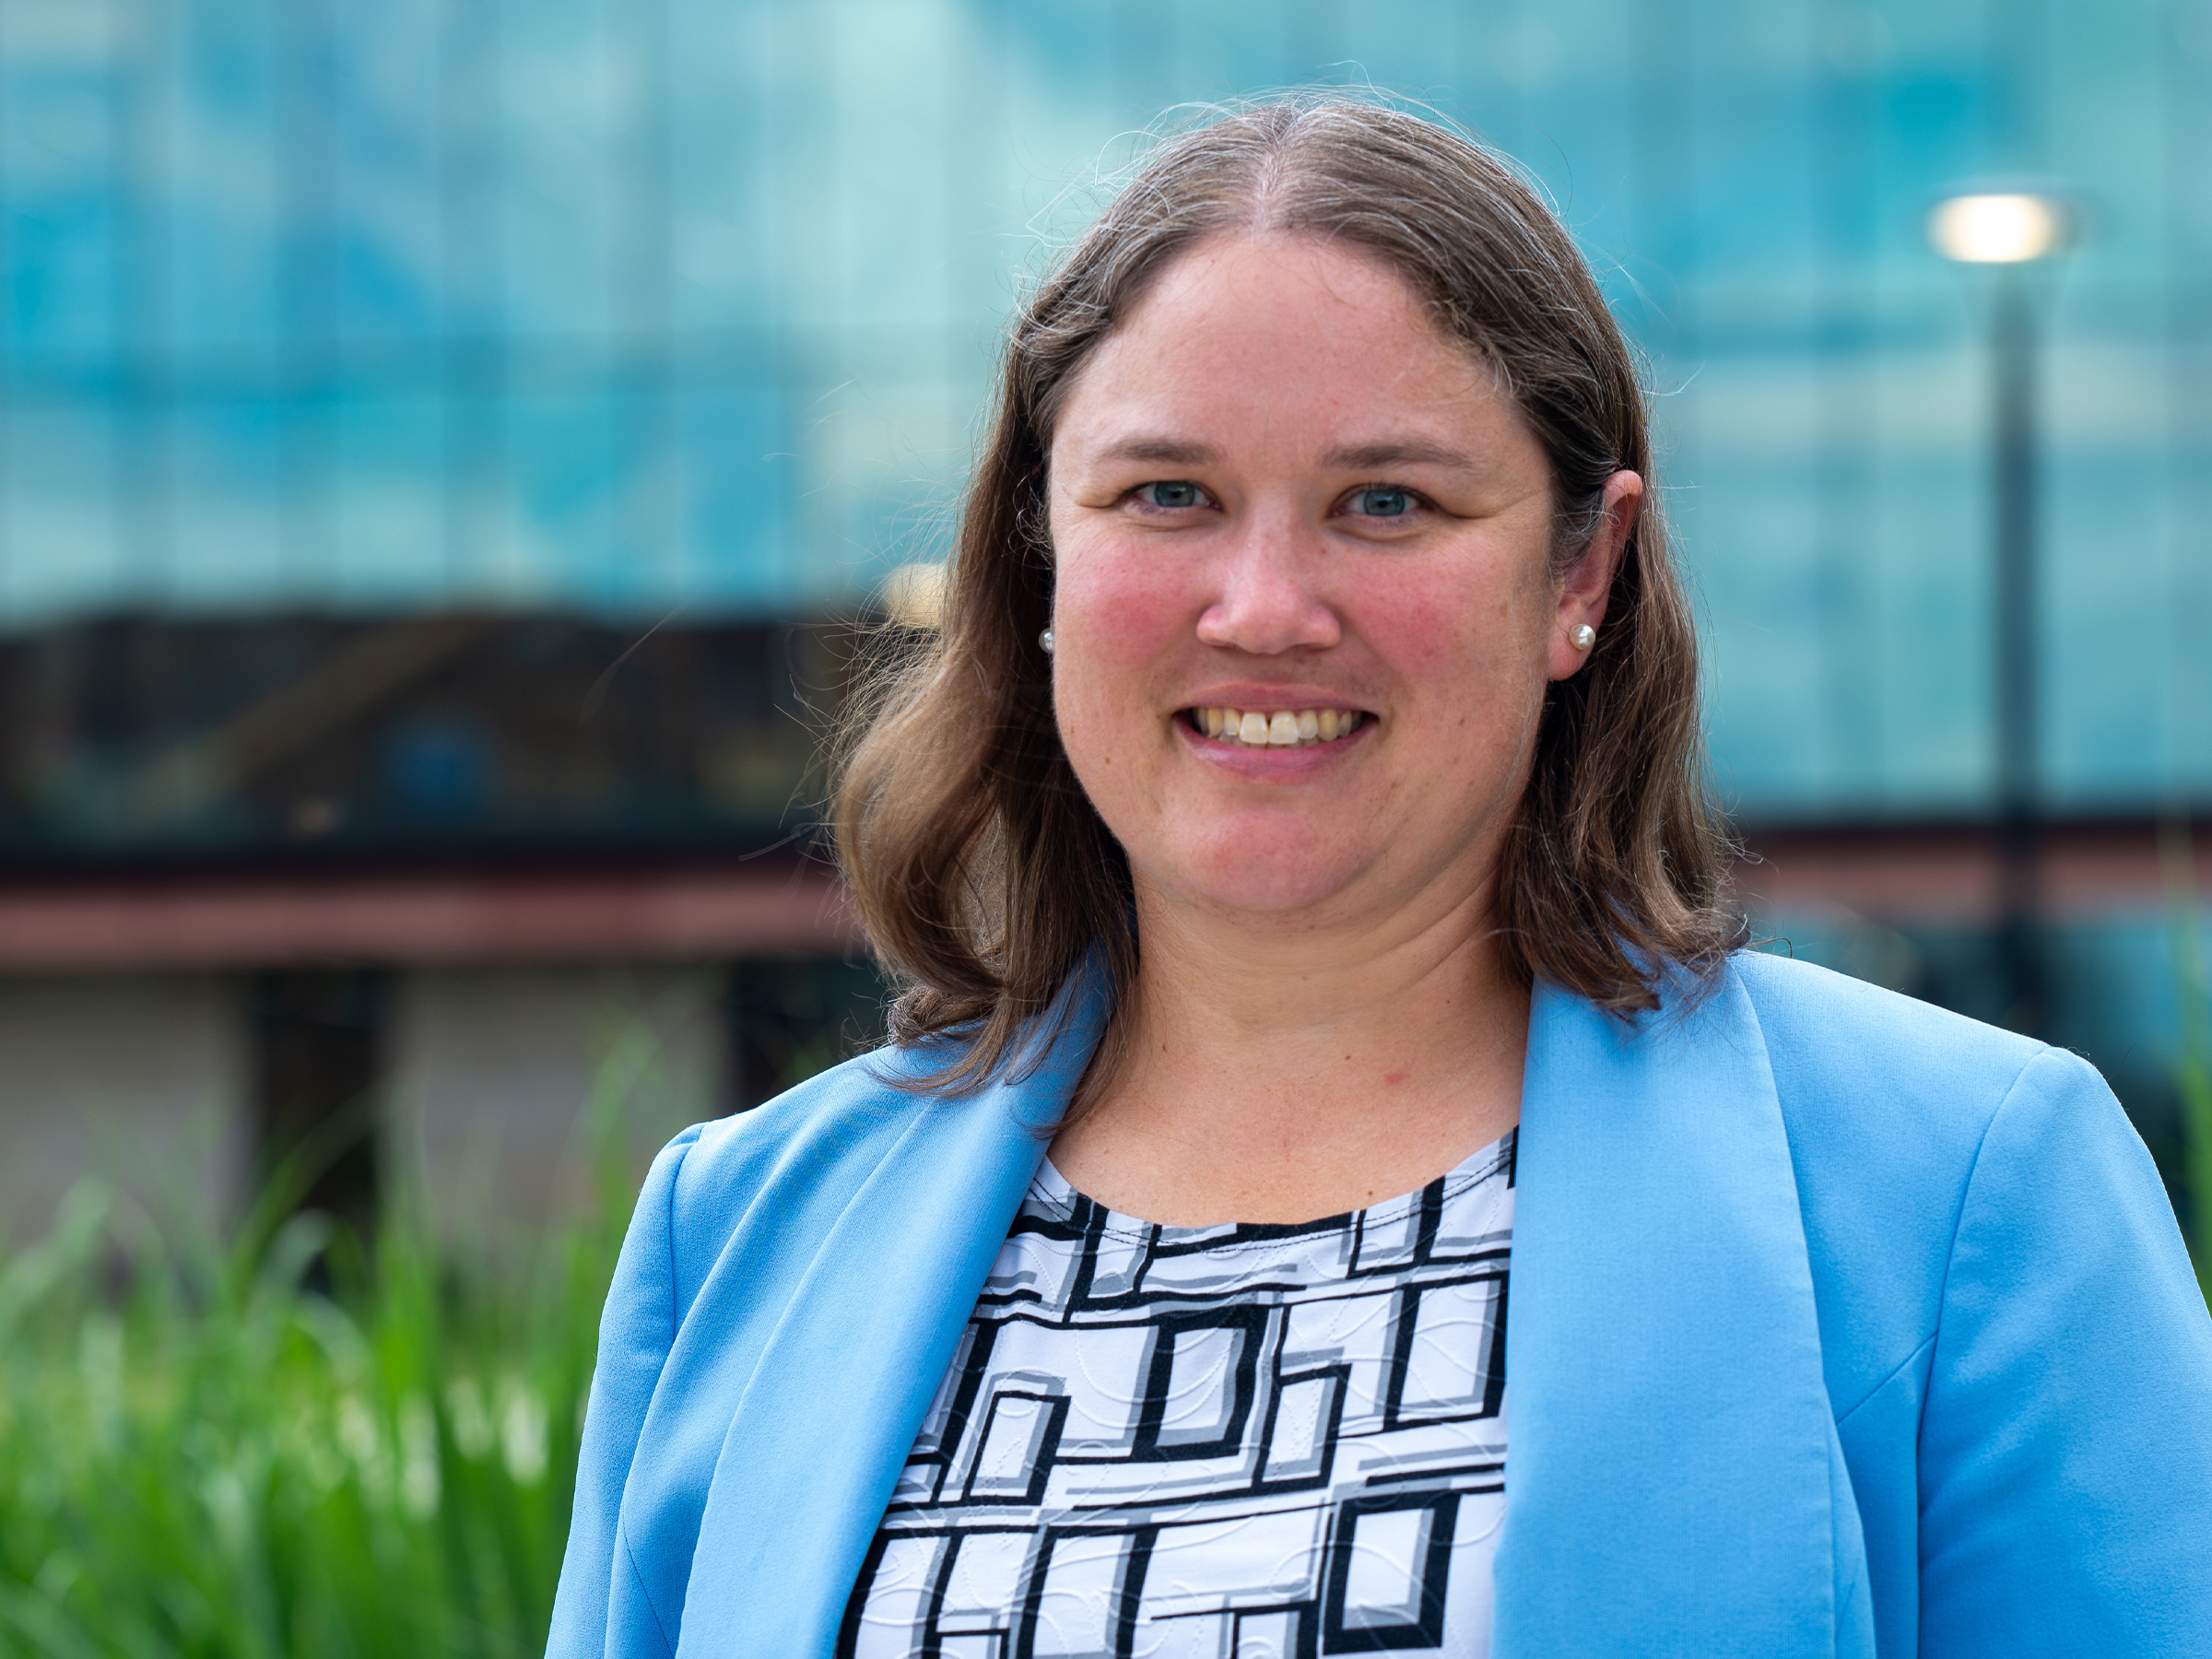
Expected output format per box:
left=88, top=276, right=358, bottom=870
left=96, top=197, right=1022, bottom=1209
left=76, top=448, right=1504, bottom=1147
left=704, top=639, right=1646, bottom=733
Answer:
left=1731, top=946, right=2057, bottom=1124
left=676, top=1041, right=933, bottom=1172
left=633, top=1043, right=952, bottom=1314
left=1726, top=948, right=2171, bottom=1412
left=1728, top=944, right=2119, bottom=1207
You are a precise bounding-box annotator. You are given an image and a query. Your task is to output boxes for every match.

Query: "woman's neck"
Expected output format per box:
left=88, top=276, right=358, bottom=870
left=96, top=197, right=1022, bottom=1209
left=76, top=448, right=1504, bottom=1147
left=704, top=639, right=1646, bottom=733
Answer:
left=1048, top=872, right=1529, bottom=1227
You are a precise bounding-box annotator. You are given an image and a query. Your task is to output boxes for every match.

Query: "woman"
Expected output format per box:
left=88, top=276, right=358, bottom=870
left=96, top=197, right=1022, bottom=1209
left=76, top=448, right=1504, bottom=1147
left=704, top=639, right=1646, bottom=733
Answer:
left=549, top=100, right=2212, bottom=1659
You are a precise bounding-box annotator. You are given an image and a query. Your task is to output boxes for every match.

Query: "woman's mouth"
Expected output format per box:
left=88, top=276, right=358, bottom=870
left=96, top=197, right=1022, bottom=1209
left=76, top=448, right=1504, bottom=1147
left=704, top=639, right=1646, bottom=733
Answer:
left=1183, top=706, right=1368, bottom=747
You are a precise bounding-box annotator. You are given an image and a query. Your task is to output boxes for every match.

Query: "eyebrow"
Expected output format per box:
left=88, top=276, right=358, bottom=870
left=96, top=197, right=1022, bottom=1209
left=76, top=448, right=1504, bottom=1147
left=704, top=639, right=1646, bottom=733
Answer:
left=1324, top=440, right=1477, bottom=471
left=1090, top=435, right=1479, bottom=472
left=1096, top=437, right=1218, bottom=465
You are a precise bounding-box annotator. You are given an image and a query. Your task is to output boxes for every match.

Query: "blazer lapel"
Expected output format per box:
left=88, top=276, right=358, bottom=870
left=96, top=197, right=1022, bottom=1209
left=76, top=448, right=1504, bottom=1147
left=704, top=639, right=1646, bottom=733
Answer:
left=672, top=975, right=1108, bottom=1658
left=1492, top=961, right=1874, bottom=1659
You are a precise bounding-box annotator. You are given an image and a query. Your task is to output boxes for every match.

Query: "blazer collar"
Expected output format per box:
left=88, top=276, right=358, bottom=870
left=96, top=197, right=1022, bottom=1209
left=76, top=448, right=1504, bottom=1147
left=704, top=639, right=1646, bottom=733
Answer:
left=677, top=958, right=1871, bottom=1657
left=1495, top=962, right=1873, bottom=1658
left=674, top=969, right=1110, bottom=1657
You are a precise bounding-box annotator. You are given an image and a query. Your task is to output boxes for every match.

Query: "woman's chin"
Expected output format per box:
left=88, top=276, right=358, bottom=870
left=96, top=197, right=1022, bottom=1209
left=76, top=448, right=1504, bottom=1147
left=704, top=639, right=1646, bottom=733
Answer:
left=1143, top=843, right=1380, bottom=923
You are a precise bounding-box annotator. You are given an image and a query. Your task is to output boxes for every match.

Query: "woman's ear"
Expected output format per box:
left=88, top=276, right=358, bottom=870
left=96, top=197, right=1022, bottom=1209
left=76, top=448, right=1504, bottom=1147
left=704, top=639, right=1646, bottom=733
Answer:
left=1547, top=469, right=1643, bottom=682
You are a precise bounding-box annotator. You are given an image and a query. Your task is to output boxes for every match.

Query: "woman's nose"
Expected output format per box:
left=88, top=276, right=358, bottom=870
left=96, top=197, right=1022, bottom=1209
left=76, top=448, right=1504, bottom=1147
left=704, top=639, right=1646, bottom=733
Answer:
left=1193, top=520, right=1343, bottom=655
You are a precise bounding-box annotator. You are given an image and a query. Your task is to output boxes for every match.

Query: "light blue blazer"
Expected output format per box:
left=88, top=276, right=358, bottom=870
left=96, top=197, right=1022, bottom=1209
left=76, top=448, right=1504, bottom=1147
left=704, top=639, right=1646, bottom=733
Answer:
left=548, top=950, right=2212, bottom=1658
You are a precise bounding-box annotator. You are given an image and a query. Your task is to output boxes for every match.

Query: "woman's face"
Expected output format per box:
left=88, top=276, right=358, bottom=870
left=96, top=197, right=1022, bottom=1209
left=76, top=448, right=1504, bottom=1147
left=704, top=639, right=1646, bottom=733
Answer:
left=1046, top=231, right=1630, bottom=932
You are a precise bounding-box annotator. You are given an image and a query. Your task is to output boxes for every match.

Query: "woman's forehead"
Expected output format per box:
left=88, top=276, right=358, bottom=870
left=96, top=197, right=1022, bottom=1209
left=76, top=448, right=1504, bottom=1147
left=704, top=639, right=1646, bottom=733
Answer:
left=1110, top=231, right=1448, bottom=356
left=1051, top=236, right=1521, bottom=469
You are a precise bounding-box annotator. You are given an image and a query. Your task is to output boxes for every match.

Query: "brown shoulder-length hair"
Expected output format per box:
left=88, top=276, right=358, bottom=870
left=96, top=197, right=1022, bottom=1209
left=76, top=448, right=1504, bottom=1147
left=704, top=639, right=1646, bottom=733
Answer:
left=834, top=96, right=1742, bottom=1095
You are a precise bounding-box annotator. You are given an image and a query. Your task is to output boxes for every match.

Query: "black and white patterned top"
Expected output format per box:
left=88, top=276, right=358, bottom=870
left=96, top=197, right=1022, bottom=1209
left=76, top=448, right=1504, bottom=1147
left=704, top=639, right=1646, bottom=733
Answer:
left=841, top=1130, right=1514, bottom=1659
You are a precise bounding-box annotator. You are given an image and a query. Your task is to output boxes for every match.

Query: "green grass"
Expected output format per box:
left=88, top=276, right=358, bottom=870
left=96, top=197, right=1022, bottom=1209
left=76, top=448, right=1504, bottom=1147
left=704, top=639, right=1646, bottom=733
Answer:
left=0, top=1107, right=631, bottom=1659
left=0, top=965, right=868, bottom=1659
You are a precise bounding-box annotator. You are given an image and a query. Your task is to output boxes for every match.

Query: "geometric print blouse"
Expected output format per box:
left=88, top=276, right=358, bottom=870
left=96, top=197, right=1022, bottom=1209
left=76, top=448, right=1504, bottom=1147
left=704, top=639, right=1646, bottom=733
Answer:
left=839, top=1130, right=1514, bottom=1658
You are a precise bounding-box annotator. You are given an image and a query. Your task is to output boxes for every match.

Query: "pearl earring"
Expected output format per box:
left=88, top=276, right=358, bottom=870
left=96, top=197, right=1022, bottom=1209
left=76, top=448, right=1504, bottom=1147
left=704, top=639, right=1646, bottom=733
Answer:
left=1570, top=624, right=1596, bottom=652
left=1039, top=629, right=1055, bottom=654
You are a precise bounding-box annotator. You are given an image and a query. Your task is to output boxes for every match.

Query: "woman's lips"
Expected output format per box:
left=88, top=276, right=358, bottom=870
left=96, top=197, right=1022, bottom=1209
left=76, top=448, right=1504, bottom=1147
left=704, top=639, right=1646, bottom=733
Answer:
left=1184, top=704, right=1367, bottom=748
left=1175, top=704, right=1376, bottom=776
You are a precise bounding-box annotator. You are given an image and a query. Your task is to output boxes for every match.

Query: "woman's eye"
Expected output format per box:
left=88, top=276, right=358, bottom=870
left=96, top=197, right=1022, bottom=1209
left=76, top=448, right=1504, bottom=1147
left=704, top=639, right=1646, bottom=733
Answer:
left=1135, top=480, right=1206, bottom=510
left=1350, top=487, right=1414, bottom=518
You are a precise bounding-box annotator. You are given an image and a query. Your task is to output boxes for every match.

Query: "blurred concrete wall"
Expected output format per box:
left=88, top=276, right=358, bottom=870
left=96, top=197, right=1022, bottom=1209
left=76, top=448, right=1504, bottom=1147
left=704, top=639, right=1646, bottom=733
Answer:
left=0, top=974, right=249, bottom=1243
left=0, top=964, right=721, bottom=1249
left=384, top=964, right=725, bottom=1248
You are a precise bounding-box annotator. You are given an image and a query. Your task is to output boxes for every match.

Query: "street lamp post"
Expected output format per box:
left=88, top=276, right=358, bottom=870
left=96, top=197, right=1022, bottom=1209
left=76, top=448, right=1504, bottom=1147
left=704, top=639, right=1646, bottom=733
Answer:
left=1929, top=191, right=2069, bottom=1035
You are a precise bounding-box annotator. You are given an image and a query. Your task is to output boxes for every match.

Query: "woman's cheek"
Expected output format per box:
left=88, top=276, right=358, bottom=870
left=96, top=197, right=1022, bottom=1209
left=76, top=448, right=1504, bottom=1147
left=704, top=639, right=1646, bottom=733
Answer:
left=1350, top=578, right=1477, bottom=688
left=1061, top=554, right=1192, bottom=670
left=1354, top=565, right=1550, bottom=764
left=1052, top=654, right=1144, bottom=802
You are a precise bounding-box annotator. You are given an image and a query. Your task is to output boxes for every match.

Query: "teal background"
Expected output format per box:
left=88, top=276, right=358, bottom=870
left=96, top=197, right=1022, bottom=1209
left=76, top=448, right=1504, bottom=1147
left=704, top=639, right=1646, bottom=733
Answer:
left=4, top=0, right=2207, bottom=819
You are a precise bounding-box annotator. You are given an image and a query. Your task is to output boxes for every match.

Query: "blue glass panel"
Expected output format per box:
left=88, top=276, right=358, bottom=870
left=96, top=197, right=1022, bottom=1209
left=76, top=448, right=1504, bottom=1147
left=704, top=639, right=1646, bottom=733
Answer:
left=0, top=0, right=2206, bottom=810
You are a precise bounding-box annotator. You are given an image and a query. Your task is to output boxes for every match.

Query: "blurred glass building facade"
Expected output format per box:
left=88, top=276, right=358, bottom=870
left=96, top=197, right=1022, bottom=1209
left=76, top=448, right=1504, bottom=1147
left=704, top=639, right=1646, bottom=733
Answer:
left=0, top=0, right=2206, bottom=1231
left=4, top=0, right=2208, bottom=800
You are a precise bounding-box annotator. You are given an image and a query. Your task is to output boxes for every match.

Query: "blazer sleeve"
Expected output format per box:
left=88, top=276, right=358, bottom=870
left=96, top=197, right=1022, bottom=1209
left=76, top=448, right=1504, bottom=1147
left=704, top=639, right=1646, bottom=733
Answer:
left=547, top=1124, right=702, bottom=1659
left=1916, top=1046, right=2212, bottom=1657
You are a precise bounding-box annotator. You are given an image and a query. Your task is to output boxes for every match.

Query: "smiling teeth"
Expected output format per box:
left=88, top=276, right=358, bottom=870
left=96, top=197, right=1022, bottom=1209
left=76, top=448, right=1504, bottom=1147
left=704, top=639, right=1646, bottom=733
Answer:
left=1196, top=707, right=1364, bottom=747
